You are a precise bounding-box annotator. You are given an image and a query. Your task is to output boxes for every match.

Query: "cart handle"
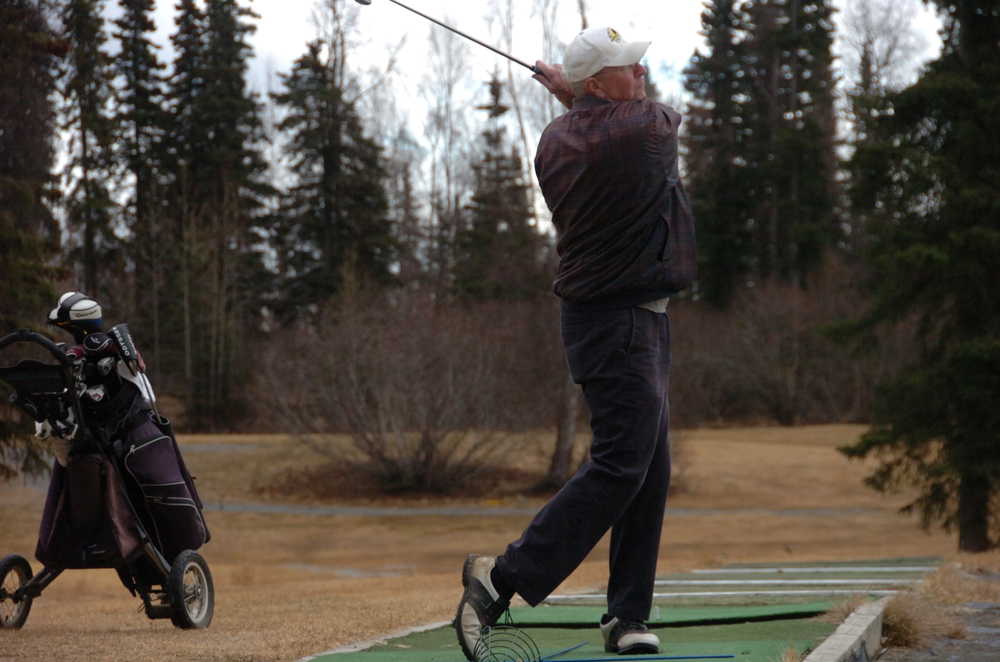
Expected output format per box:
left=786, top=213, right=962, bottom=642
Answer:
left=0, top=329, right=72, bottom=367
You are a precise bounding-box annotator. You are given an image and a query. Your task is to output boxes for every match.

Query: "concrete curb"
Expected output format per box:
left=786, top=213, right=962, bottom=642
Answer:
left=803, top=596, right=890, bottom=662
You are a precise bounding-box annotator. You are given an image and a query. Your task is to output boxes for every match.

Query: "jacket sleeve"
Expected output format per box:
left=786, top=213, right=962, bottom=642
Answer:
left=653, top=102, right=682, bottom=183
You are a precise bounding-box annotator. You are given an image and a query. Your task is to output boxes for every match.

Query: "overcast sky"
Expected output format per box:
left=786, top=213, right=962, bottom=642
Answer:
left=114, top=0, right=945, bottom=186
left=136, top=0, right=943, bottom=104
left=83, top=0, right=945, bottom=231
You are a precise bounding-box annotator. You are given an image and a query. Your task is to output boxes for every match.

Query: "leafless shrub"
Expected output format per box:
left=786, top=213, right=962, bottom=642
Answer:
left=256, top=259, right=921, bottom=495
left=264, top=292, right=563, bottom=493
left=671, top=257, right=917, bottom=426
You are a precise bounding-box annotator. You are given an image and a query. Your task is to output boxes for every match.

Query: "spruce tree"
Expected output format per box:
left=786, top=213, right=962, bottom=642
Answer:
left=271, top=39, right=396, bottom=320
left=167, top=0, right=207, bottom=178
left=684, top=0, right=839, bottom=299
left=161, top=0, right=272, bottom=426
left=143, top=0, right=205, bottom=407
left=0, top=0, right=62, bottom=328
left=60, top=0, right=119, bottom=295
left=196, top=0, right=272, bottom=426
left=682, top=0, right=754, bottom=305
left=0, top=0, right=65, bottom=478
left=453, top=76, right=546, bottom=302
left=739, top=0, right=839, bottom=284
left=843, top=42, right=888, bottom=233
left=112, top=0, right=170, bottom=367
left=839, top=0, right=1000, bottom=552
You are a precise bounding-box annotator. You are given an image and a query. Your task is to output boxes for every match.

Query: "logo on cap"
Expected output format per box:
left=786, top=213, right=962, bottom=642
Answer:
left=607, top=28, right=621, bottom=43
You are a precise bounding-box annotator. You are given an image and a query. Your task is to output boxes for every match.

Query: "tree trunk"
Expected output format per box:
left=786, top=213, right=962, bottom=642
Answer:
left=544, top=370, right=579, bottom=487
left=957, top=472, right=993, bottom=552
left=81, top=120, right=97, bottom=293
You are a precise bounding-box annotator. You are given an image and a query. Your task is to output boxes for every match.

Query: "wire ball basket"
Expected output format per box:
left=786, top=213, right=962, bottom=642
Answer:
left=473, top=624, right=543, bottom=662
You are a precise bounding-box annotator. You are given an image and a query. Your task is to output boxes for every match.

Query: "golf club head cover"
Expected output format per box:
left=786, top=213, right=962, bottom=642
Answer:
left=83, top=332, right=116, bottom=358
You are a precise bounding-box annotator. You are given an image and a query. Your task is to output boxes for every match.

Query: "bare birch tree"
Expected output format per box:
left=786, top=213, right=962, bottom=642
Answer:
left=542, top=0, right=588, bottom=487
left=841, top=0, right=927, bottom=247
left=840, top=0, right=927, bottom=94
left=531, top=0, right=565, bottom=128
left=420, top=23, right=473, bottom=299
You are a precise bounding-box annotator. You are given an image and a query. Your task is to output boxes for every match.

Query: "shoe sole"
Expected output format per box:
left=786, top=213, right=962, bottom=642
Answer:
left=607, top=642, right=660, bottom=655
left=454, top=555, right=479, bottom=662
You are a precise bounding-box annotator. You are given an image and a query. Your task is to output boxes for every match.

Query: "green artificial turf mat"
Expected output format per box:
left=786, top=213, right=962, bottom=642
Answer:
left=309, top=618, right=836, bottom=662
left=545, top=591, right=883, bottom=608
left=305, top=559, right=930, bottom=660
left=507, top=601, right=833, bottom=627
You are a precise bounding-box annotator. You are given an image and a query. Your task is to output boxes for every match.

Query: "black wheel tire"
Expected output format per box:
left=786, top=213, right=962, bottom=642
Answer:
left=0, top=555, right=33, bottom=629
left=167, top=550, right=214, bottom=629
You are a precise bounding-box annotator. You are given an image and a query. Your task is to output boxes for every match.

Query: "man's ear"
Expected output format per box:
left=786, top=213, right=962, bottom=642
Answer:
left=584, top=77, right=605, bottom=99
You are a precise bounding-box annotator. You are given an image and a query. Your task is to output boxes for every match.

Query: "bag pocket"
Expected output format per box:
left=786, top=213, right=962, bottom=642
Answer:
left=125, top=435, right=208, bottom=560
left=140, top=483, right=208, bottom=560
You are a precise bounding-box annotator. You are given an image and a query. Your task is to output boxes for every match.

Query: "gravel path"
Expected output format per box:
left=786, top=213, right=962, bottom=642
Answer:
left=202, top=500, right=883, bottom=518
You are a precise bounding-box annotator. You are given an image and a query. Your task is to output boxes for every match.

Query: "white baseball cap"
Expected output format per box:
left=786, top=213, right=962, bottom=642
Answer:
left=563, top=27, right=651, bottom=83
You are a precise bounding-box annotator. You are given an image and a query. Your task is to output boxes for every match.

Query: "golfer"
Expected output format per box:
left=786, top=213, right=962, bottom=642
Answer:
left=454, top=27, right=696, bottom=659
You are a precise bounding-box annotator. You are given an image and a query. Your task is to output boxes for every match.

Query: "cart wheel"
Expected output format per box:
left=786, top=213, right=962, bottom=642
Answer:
left=168, top=550, right=214, bottom=629
left=0, top=555, right=33, bottom=629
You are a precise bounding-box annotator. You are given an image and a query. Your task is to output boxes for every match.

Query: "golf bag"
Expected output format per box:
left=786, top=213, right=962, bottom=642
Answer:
left=0, top=328, right=214, bottom=630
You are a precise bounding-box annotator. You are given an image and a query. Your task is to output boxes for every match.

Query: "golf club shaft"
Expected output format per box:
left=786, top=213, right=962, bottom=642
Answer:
left=383, top=0, right=538, bottom=74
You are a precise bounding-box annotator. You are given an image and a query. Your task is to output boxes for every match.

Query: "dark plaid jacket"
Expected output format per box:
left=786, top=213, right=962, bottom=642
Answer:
left=535, top=96, right=697, bottom=306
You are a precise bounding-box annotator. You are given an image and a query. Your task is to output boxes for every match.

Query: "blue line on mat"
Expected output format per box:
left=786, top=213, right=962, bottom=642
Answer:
left=541, top=641, right=588, bottom=660
left=540, top=656, right=734, bottom=662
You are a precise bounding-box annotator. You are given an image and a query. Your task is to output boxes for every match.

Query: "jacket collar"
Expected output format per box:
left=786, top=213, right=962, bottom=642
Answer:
left=571, top=95, right=612, bottom=111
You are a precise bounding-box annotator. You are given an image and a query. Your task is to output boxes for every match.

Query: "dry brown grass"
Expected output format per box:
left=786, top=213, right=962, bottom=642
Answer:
left=882, top=590, right=967, bottom=648
left=818, top=594, right=869, bottom=624
left=0, top=424, right=968, bottom=661
left=918, top=563, right=1000, bottom=606
left=970, top=549, right=1000, bottom=573
left=879, top=560, right=1000, bottom=649
left=774, top=647, right=802, bottom=662
left=182, top=424, right=906, bottom=511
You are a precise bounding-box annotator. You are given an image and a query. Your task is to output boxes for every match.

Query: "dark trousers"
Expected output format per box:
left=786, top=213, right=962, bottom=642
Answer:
left=497, top=304, right=671, bottom=622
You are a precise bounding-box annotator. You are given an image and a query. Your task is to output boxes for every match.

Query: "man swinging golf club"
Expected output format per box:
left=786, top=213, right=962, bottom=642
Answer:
left=454, top=26, right=697, bottom=660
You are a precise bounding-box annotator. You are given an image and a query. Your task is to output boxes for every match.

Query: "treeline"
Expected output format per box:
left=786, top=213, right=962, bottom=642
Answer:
left=4, top=0, right=867, bottom=427
left=3, top=0, right=548, bottom=431
left=2, top=0, right=998, bottom=546
left=681, top=0, right=1000, bottom=551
